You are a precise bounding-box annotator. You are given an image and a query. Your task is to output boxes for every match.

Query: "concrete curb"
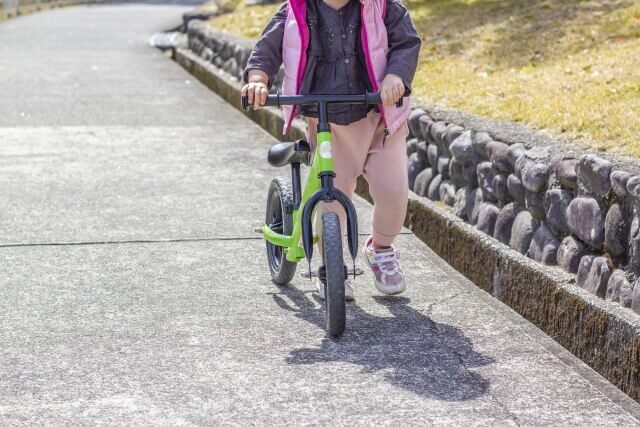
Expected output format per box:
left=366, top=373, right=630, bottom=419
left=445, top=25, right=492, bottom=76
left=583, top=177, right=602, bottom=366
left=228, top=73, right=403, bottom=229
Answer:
left=175, top=46, right=640, bottom=402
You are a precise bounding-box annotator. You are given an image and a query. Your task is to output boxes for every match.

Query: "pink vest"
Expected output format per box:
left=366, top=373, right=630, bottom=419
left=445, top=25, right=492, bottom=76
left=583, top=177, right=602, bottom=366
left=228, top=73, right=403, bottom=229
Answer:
left=281, top=0, right=412, bottom=136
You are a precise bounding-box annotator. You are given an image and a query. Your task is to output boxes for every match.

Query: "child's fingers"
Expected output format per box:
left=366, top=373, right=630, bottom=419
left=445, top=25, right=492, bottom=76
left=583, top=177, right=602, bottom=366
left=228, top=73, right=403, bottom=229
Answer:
left=393, top=83, right=403, bottom=102
left=381, top=88, right=391, bottom=105
left=390, top=86, right=398, bottom=104
left=396, top=83, right=404, bottom=102
left=246, top=84, right=255, bottom=105
left=254, top=86, right=266, bottom=109
left=260, top=86, right=268, bottom=107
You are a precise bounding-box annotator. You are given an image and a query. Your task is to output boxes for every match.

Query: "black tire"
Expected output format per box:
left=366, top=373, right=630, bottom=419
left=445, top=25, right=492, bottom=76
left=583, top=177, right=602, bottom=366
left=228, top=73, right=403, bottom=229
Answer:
left=265, top=177, right=297, bottom=285
left=321, top=211, right=346, bottom=337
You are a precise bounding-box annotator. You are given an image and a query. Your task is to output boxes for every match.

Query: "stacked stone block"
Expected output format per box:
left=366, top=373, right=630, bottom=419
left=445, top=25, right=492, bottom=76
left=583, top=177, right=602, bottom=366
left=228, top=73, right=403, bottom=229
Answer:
left=408, top=109, right=640, bottom=313
left=186, top=21, right=276, bottom=87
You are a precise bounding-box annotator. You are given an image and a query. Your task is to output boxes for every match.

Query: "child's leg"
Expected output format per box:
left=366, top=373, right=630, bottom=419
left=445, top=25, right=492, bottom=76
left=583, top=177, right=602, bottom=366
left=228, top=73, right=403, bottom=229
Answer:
left=362, top=121, right=410, bottom=248
left=305, top=114, right=379, bottom=252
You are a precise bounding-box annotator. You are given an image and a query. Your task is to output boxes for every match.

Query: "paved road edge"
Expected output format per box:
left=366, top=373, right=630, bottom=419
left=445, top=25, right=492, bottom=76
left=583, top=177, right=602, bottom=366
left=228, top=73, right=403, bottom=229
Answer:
left=0, top=0, right=103, bottom=21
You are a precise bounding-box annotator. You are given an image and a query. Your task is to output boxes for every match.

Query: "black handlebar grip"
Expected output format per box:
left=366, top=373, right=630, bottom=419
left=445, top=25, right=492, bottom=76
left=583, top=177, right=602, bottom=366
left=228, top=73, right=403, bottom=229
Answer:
left=263, top=95, right=279, bottom=107
left=243, top=94, right=279, bottom=109
left=241, top=94, right=272, bottom=110
left=366, top=91, right=407, bottom=107
left=365, top=92, right=383, bottom=105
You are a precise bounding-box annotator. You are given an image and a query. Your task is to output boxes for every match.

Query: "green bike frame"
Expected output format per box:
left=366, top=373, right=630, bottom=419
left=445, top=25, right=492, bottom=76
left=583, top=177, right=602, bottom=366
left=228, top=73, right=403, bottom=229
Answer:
left=242, top=92, right=379, bottom=267
left=261, top=131, right=359, bottom=269
left=261, top=130, right=333, bottom=262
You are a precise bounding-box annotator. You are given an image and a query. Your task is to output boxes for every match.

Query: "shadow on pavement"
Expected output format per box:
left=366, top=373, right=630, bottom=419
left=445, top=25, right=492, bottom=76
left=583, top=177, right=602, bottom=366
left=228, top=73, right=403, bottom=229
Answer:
left=272, top=285, right=494, bottom=401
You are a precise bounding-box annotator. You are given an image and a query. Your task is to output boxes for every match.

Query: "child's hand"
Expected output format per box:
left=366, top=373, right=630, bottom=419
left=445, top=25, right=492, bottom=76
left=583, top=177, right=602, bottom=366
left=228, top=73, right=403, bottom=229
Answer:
left=242, top=69, right=270, bottom=110
left=380, top=74, right=405, bottom=106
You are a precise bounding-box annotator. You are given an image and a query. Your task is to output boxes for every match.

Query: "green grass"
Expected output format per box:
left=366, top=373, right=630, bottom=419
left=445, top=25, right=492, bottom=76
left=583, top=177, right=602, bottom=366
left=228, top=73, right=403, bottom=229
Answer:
left=206, top=0, right=640, bottom=156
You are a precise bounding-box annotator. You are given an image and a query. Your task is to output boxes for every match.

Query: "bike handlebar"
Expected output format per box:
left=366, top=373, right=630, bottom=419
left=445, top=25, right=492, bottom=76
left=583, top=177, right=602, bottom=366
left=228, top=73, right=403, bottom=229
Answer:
left=241, top=91, right=404, bottom=111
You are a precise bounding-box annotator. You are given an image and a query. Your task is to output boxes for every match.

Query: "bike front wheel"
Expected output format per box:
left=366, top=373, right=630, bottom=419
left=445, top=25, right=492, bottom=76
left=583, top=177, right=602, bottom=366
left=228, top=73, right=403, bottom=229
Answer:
left=321, top=211, right=346, bottom=337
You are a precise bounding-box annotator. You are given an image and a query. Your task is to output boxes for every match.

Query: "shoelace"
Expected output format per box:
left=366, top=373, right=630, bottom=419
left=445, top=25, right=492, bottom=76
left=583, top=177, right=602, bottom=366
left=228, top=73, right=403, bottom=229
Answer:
left=373, top=250, right=401, bottom=273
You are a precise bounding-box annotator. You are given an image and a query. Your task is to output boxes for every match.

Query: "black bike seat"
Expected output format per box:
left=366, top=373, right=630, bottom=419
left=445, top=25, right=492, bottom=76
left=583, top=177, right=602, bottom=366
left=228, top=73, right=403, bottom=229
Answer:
left=267, top=140, right=311, bottom=167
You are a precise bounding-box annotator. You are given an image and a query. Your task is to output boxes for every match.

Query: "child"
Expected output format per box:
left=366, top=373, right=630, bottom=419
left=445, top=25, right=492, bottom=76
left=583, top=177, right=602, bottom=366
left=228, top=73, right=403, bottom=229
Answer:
left=242, top=0, right=421, bottom=300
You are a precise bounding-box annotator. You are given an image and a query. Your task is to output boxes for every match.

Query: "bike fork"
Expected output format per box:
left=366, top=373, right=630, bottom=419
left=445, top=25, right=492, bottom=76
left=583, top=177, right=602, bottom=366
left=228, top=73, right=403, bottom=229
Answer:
left=301, top=172, right=359, bottom=280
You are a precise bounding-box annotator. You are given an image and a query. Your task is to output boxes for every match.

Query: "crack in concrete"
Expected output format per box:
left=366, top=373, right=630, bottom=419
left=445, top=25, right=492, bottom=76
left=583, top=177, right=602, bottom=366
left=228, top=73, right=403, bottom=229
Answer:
left=424, top=291, right=521, bottom=425
left=0, top=232, right=413, bottom=249
left=435, top=320, right=521, bottom=426
left=424, top=291, right=472, bottom=313
left=423, top=284, right=637, bottom=424
left=429, top=288, right=639, bottom=424
left=484, top=389, right=521, bottom=427
left=0, top=237, right=263, bottom=248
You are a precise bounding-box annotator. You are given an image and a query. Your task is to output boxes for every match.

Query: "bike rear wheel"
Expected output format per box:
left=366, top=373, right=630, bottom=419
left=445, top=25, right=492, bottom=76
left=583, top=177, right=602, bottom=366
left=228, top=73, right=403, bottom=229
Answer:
left=265, top=177, right=297, bottom=285
left=321, top=211, right=346, bottom=337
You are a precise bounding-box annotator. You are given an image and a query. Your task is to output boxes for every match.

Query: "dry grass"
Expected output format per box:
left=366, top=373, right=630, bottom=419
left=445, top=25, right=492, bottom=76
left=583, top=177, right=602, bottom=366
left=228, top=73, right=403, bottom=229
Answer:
left=207, top=0, right=281, bottom=39
left=206, top=0, right=640, bottom=156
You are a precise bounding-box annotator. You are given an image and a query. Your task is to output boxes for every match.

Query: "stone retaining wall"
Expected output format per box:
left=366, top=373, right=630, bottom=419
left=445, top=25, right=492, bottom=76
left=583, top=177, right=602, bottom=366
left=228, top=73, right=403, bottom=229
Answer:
left=405, top=111, right=640, bottom=312
left=187, top=21, right=257, bottom=83
left=178, top=19, right=640, bottom=400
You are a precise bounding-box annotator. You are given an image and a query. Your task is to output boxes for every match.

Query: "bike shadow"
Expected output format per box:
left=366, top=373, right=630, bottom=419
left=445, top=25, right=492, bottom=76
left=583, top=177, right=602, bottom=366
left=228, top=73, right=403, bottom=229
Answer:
left=272, top=284, right=494, bottom=401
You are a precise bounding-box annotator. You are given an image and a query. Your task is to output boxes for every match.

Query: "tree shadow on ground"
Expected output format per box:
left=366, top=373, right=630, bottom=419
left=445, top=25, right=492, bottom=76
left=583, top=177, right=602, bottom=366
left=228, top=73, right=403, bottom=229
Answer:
left=272, top=285, right=494, bottom=401
left=408, top=0, right=636, bottom=68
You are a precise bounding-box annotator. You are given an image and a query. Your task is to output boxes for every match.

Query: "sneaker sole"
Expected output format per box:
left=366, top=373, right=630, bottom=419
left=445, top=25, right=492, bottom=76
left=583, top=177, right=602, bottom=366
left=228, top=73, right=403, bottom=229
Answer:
left=374, top=281, right=406, bottom=296
left=316, top=294, right=355, bottom=301
left=316, top=284, right=355, bottom=301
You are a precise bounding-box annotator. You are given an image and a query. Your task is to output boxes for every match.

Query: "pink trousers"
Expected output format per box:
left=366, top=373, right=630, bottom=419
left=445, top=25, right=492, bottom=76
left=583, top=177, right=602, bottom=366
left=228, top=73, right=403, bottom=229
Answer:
left=305, top=111, right=409, bottom=247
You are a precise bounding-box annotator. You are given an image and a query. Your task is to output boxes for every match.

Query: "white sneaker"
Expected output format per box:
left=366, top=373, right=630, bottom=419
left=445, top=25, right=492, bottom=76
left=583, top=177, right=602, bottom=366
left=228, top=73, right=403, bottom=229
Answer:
left=363, top=236, right=406, bottom=295
left=315, top=277, right=355, bottom=301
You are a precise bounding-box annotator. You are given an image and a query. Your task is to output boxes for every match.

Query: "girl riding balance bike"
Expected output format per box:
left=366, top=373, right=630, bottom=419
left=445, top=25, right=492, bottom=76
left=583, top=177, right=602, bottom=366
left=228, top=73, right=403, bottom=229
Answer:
left=241, top=0, right=421, bottom=334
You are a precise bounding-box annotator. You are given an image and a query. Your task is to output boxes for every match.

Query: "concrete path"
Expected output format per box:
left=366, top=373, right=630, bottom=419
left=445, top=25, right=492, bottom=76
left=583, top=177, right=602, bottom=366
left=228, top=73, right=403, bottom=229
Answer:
left=1, top=4, right=640, bottom=425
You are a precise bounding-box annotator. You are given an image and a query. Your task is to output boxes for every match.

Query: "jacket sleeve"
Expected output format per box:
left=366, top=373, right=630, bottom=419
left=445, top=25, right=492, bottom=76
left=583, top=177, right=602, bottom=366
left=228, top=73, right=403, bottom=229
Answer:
left=243, top=2, right=288, bottom=88
left=384, top=0, right=421, bottom=93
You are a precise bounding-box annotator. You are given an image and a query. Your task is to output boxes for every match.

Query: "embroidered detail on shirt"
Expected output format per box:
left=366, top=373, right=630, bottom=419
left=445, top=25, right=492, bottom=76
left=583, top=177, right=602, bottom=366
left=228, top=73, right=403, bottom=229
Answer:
left=307, top=14, right=318, bottom=30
